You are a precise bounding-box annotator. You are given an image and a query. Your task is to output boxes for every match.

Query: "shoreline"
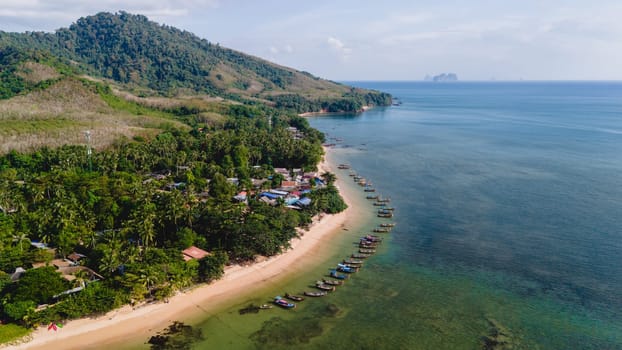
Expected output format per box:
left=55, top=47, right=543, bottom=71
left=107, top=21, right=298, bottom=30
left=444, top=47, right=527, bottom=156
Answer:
left=298, top=105, right=372, bottom=117
left=4, top=148, right=359, bottom=350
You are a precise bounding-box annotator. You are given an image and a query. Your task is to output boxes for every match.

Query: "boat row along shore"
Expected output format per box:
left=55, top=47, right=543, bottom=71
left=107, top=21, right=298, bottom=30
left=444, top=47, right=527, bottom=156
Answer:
left=240, top=164, right=396, bottom=312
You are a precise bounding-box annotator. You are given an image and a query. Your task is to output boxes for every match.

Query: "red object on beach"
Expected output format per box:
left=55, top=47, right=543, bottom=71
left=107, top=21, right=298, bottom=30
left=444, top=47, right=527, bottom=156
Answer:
left=47, top=322, right=58, bottom=331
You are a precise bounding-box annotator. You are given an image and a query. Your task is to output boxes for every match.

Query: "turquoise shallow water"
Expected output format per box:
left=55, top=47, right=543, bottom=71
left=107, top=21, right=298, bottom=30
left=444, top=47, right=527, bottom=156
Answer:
left=307, top=82, right=622, bottom=349
left=130, top=82, right=622, bottom=349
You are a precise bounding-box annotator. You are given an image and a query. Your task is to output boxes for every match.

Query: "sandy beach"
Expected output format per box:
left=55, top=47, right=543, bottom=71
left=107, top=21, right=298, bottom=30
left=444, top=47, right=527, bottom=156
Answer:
left=4, top=148, right=359, bottom=350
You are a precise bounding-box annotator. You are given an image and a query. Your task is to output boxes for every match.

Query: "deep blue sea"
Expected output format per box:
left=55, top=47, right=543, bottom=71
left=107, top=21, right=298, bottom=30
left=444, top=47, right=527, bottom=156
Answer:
left=306, top=81, right=622, bottom=349
left=128, top=82, right=622, bottom=349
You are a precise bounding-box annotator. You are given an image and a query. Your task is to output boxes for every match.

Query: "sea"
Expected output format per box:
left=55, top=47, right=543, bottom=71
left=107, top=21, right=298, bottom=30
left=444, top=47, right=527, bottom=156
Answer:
left=135, top=82, right=622, bottom=349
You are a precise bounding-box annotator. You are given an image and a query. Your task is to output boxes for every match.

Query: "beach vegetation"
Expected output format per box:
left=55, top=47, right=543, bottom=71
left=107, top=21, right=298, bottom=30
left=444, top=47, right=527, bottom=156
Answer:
left=307, top=185, right=348, bottom=214
left=0, top=10, right=357, bottom=337
left=0, top=92, right=345, bottom=329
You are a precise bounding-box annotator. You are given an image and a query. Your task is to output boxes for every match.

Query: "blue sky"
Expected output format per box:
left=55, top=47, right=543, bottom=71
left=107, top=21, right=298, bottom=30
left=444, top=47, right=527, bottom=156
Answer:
left=1, top=0, right=621, bottom=80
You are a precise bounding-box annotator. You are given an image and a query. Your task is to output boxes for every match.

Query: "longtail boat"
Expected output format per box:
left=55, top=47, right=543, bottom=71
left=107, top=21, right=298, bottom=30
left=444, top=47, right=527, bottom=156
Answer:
left=359, top=248, right=376, bottom=254
left=373, top=228, right=391, bottom=233
left=380, top=223, right=396, bottom=227
left=337, top=264, right=359, bottom=273
left=274, top=296, right=296, bottom=308
left=322, top=278, right=344, bottom=286
left=359, top=242, right=379, bottom=249
left=285, top=293, right=305, bottom=301
left=304, top=291, right=328, bottom=297
left=366, top=195, right=379, bottom=199
left=339, top=262, right=361, bottom=269
left=363, top=235, right=383, bottom=242
left=351, top=253, right=371, bottom=259
left=315, top=282, right=336, bottom=292
left=329, top=269, right=349, bottom=279
left=343, top=258, right=364, bottom=265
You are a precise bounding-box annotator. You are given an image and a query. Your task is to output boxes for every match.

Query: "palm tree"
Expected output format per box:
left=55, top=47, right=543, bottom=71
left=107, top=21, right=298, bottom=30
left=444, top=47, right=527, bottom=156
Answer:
left=12, top=232, right=30, bottom=252
left=138, top=268, right=162, bottom=297
left=25, top=179, right=45, bottom=205
left=98, top=247, right=121, bottom=276
left=321, top=172, right=337, bottom=186
left=125, top=199, right=157, bottom=250
left=98, top=230, right=124, bottom=275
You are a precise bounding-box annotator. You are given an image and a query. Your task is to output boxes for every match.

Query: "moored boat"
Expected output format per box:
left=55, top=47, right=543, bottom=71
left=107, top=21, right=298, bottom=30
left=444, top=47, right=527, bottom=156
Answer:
left=315, top=282, right=336, bottom=291
left=351, top=253, right=371, bottom=259
left=274, top=296, right=296, bottom=309
left=343, top=258, right=364, bottom=265
left=322, top=278, right=344, bottom=286
left=366, top=195, right=379, bottom=200
left=373, top=202, right=386, bottom=206
left=337, top=264, right=359, bottom=273
left=376, top=198, right=391, bottom=203
left=363, top=235, right=383, bottom=242
left=373, top=228, right=390, bottom=233
left=359, top=248, right=376, bottom=254
left=359, top=241, right=379, bottom=248
left=285, top=293, right=305, bottom=302
left=329, top=269, right=349, bottom=279
left=380, top=223, right=396, bottom=227
left=337, top=164, right=351, bottom=169
left=364, top=188, right=376, bottom=192
left=378, top=213, right=393, bottom=218
left=304, top=291, right=328, bottom=297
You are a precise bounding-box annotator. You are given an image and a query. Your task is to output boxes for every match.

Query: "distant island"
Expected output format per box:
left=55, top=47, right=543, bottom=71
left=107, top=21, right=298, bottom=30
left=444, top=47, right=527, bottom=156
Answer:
left=424, top=73, right=459, bottom=82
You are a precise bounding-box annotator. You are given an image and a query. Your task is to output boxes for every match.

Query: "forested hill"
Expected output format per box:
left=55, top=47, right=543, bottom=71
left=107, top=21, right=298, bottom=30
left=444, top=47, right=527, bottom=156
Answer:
left=0, top=11, right=391, bottom=112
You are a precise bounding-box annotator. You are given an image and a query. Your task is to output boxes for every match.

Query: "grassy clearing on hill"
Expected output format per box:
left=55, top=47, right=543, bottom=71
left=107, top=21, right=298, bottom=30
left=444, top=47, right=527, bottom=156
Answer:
left=0, top=77, right=188, bottom=154
left=16, top=61, right=61, bottom=83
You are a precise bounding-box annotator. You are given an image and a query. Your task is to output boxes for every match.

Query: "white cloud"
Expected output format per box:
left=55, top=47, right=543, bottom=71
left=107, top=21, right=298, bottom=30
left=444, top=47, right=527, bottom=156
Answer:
left=2, top=1, right=622, bottom=80
left=327, top=36, right=352, bottom=61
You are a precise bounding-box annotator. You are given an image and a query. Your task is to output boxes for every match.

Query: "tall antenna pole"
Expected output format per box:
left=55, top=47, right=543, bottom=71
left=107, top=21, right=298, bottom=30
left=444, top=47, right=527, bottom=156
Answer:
left=85, top=130, right=92, bottom=172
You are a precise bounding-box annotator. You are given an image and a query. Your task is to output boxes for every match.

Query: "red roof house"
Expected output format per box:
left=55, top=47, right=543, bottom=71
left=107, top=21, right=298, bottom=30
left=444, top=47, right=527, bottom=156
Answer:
left=182, top=246, right=210, bottom=261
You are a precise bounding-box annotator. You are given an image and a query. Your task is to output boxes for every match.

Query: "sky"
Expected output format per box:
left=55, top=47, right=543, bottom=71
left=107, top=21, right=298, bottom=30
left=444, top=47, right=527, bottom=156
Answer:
left=1, top=0, right=621, bottom=81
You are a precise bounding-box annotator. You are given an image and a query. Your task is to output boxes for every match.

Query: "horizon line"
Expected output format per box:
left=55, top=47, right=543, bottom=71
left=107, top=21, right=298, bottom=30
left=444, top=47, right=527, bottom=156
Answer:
left=338, top=79, right=622, bottom=83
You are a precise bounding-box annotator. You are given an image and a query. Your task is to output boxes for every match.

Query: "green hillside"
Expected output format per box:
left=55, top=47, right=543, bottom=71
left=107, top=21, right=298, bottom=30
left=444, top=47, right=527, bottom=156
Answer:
left=0, top=11, right=391, bottom=111
left=0, top=12, right=369, bottom=341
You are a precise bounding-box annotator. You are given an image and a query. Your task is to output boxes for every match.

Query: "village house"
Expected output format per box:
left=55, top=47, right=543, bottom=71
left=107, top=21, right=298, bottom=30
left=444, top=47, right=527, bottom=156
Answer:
left=182, top=246, right=210, bottom=261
